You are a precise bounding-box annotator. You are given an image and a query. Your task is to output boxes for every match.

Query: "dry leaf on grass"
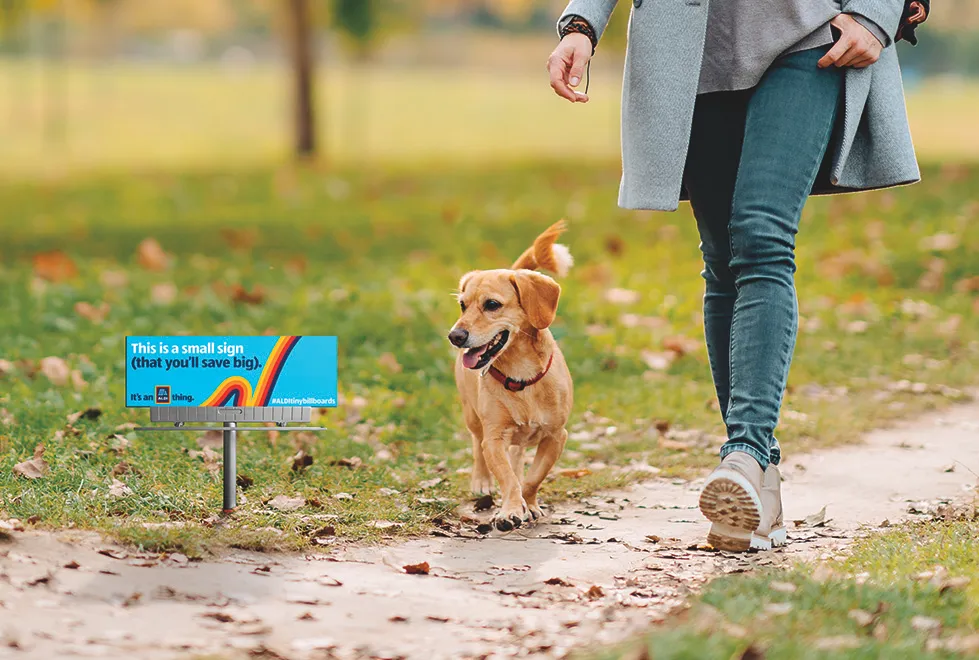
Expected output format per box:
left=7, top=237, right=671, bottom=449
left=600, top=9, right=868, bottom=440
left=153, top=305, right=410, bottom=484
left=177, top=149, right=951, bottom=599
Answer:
left=813, top=636, right=862, bottom=651
left=663, top=335, right=701, bottom=357
left=328, top=456, right=362, bottom=469
left=369, top=521, right=403, bottom=530
left=33, top=250, right=78, bottom=282
left=67, top=407, right=102, bottom=424
left=150, top=282, right=177, bottom=305
left=13, top=444, right=49, bottom=479
left=196, top=430, right=222, bottom=449
left=919, top=232, right=959, bottom=252
left=1, top=408, right=14, bottom=426
left=911, top=616, right=942, bottom=634
left=99, top=269, right=129, bottom=289
left=268, top=495, right=305, bottom=511
left=641, top=350, right=675, bottom=371
left=378, top=352, right=403, bottom=373
left=291, top=450, right=313, bottom=472
left=418, top=478, right=442, bottom=490
left=108, top=479, right=133, bottom=498
left=230, top=284, right=265, bottom=305
left=604, top=288, right=640, bottom=305
left=137, top=238, right=170, bottom=271
left=74, top=301, right=110, bottom=324
left=39, top=356, right=70, bottom=386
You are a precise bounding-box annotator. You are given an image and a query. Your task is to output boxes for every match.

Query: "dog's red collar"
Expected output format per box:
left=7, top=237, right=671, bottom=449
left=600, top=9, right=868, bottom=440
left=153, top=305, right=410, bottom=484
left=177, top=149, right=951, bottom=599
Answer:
left=487, top=354, right=554, bottom=392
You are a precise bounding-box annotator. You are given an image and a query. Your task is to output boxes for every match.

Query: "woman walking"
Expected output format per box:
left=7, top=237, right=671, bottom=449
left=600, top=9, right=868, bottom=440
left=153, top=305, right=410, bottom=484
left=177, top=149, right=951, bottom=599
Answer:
left=548, top=0, right=919, bottom=551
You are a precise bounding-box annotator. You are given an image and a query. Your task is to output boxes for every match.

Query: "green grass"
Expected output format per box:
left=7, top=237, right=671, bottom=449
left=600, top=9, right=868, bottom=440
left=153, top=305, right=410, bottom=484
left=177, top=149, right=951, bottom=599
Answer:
left=601, top=513, right=979, bottom=660
left=0, top=161, right=977, bottom=555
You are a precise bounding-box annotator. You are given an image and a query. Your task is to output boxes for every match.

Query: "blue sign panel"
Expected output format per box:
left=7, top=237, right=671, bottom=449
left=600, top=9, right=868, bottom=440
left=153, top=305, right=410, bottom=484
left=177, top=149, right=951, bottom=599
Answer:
left=125, top=336, right=338, bottom=407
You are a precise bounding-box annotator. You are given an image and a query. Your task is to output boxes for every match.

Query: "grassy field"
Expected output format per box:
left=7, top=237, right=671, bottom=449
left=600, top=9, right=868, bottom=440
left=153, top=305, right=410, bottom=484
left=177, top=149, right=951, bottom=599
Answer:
left=0, top=158, right=977, bottom=555
left=606, top=512, right=979, bottom=660
left=2, top=59, right=979, bottom=178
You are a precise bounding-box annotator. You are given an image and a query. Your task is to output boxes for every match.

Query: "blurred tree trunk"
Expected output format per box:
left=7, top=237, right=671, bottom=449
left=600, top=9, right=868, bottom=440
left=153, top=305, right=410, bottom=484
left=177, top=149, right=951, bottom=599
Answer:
left=286, top=0, right=316, bottom=158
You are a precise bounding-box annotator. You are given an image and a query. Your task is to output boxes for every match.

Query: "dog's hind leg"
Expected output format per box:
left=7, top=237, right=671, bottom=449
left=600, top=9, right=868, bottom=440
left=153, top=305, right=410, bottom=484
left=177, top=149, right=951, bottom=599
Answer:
left=521, top=428, right=567, bottom=521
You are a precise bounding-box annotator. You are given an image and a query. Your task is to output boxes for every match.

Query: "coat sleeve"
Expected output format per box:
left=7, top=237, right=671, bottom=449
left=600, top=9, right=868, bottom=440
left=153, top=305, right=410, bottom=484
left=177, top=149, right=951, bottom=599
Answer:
left=556, top=0, right=620, bottom=43
left=841, top=0, right=904, bottom=46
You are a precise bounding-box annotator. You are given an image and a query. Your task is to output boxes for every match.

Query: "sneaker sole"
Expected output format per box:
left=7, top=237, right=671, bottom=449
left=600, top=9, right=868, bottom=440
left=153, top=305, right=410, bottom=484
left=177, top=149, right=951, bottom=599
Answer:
left=699, top=470, right=763, bottom=552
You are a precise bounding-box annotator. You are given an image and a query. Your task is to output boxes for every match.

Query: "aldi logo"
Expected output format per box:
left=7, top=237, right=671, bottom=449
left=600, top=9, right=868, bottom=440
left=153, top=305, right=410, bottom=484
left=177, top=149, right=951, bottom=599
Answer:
left=155, top=385, right=171, bottom=404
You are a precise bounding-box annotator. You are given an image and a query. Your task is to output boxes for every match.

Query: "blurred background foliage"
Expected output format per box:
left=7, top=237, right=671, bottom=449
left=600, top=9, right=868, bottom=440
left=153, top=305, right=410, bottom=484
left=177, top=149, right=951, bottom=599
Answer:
left=0, top=0, right=976, bottom=177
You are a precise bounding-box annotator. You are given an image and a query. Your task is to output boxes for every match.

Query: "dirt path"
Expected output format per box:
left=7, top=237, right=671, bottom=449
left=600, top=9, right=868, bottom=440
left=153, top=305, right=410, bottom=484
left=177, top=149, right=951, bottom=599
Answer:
left=2, top=403, right=978, bottom=660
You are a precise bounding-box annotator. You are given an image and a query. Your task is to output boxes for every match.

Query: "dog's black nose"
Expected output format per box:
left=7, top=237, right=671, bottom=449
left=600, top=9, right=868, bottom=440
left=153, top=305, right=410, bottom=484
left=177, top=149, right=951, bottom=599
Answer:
left=448, top=328, right=469, bottom=347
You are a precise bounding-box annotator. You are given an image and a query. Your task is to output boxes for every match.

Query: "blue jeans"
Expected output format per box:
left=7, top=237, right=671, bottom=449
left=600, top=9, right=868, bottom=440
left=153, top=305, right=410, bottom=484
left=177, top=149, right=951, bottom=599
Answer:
left=683, top=46, right=843, bottom=468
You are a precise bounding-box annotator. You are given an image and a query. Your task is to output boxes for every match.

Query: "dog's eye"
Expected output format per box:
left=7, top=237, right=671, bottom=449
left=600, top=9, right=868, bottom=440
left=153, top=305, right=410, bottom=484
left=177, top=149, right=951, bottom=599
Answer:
left=459, top=300, right=467, bottom=312
left=483, top=299, right=502, bottom=311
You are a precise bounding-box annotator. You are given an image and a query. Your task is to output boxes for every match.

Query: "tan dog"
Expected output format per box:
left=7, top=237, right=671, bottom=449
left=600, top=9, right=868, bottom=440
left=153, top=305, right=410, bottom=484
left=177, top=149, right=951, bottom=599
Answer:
left=448, top=221, right=574, bottom=531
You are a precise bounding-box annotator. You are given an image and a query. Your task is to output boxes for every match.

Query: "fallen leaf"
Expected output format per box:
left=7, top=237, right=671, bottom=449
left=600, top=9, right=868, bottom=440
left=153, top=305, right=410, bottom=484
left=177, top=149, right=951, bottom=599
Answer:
left=418, top=478, right=442, bottom=490
left=389, top=615, right=408, bottom=623
left=544, top=577, right=575, bottom=587
left=473, top=494, right=494, bottom=511
left=230, top=284, right=265, bottom=305
left=793, top=506, right=828, bottom=528
left=74, top=301, right=110, bottom=324
left=291, top=450, right=313, bottom=472
left=848, top=609, right=875, bottom=627
left=369, top=521, right=403, bottom=530
left=0, top=519, right=25, bottom=532
left=662, top=335, right=701, bottom=357
left=403, top=562, right=430, bottom=575
left=770, top=581, right=797, bottom=594
left=558, top=468, right=591, bottom=479
left=329, top=456, right=362, bottom=469
left=641, top=350, right=675, bottom=371
left=63, top=560, right=80, bottom=569
left=137, top=238, right=170, bottom=271
left=919, top=232, right=959, bottom=252
left=108, top=479, right=132, bottom=498
left=311, top=526, right=335, bottom=539
left=378, top=487, right=400, bottom=496
left=378, top=352, right=403, bottom=373
left=0, top=408, right=14, bottom=426
left=334, top=492, right=354, bottom=501
left=99, top=269, right=129, bottom=289
left=66, top=408, right=102, bottom=424
left=268, top=495, right=305, bottom=511
left=316, top=575, right=342, bottom=587
left=297, top=611, right=316, bottom=621
left=13, top=444, right=49, bottom=479
left=33, top=250, right=78, bottom=282
left=911, top=616, right=942, bottom=634
left=98, top=548, right=128, bottom=560
left=150, top=282, right=177, bottom=305
left=584, top=585, right=605, bottom=599
left=604, top=288, right=640, bottom=305
left=813, top=636, right=861, bottom=651
left=196, top=430, right=222, bottom=449
left=39, top=357, right=70, bottom=386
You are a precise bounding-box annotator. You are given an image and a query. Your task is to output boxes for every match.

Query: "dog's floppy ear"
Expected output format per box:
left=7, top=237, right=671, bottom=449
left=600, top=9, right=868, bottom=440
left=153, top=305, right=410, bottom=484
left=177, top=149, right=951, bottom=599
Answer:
left=510, top=269, right=561, bottom=330
left=458, top=271, right=478, bottom=293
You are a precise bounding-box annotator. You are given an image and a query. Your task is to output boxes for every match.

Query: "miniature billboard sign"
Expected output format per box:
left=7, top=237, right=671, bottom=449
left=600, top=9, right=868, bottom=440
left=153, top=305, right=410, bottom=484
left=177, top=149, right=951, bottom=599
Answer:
left=125, top=336, right=338, bottom=408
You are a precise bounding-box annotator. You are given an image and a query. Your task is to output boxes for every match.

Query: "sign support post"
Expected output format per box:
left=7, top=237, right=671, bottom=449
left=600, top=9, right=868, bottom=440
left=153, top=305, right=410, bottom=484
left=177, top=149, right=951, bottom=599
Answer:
left=223, top=421, right=237, bottom=512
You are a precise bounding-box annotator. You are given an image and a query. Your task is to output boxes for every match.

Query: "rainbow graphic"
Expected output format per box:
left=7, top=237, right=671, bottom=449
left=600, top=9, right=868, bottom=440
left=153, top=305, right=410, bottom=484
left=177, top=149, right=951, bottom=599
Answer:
left=201, top=336, right=300, bottom=407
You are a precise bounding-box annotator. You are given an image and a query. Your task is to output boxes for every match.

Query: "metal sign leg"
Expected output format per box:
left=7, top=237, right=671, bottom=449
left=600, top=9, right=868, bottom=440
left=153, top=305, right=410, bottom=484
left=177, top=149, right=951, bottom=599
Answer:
left=223, top=421, right=237, bottom=512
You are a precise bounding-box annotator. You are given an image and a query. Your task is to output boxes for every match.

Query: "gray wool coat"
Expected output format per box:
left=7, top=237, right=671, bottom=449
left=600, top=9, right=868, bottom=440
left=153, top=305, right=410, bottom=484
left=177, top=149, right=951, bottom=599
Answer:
left=559, top=0, right=921, bottom=211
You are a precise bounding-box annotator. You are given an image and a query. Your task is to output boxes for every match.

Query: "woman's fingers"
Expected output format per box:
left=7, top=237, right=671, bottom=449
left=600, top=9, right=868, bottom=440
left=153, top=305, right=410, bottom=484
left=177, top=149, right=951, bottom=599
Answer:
left=817, top=37, right=852, bottom=68
left=548, top=54, right=578, bottom=102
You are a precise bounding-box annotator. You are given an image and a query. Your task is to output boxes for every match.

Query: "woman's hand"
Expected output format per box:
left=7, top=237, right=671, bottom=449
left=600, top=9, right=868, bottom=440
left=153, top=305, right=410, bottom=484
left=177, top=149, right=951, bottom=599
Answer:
left=547, top=33, right=593, bottom=103
left=818, top=13, right=884, bottom=69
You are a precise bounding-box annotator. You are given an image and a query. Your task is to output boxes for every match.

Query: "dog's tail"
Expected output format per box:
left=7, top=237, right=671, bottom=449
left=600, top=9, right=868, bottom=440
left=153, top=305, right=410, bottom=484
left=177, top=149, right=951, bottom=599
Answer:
left=510, top=220, right=573, bottom=277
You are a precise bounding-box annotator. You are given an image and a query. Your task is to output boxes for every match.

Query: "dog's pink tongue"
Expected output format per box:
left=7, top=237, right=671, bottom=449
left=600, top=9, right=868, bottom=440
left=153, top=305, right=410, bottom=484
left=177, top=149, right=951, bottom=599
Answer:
left=462, top=346, right=486, bottom=369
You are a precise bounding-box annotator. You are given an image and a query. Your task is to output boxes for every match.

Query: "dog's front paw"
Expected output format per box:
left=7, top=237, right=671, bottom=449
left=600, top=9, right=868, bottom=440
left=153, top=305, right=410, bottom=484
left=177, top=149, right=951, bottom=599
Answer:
left=493, top=499, right=529, bottom=532
left=470, top=472, right=494, bottom=496
left=526, top=501, right=545, bottom=521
